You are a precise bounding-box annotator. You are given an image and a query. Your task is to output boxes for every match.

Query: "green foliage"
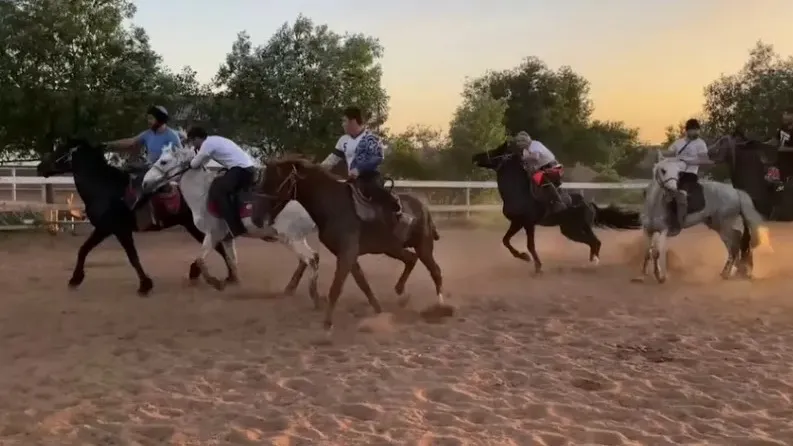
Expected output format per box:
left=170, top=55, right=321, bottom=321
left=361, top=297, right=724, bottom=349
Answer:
left=212, top=16, right=389, bottom=157
left=704, top=41, right=793, bottom=139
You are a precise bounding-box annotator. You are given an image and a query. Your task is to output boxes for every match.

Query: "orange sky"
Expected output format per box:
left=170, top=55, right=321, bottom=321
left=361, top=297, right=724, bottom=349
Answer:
left=139, top=0, right=793, bottom=144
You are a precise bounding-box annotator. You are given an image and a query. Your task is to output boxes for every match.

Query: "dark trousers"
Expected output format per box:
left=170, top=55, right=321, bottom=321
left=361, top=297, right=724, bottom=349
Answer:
left=209, top=166, right=255, bottom=235
left=356, top=171, right=400, bottom=213
left=678, top=172, right=698, bottom=193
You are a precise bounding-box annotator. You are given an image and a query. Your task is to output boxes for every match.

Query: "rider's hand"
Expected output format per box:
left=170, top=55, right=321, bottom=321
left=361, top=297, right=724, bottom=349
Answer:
left=348, top=168, right=359, bottom=180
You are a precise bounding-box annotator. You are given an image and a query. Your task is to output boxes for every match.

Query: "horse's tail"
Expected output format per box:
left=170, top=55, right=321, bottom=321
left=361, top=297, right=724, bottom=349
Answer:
left=591, top=203, right=642, bottom=229
left=737, top=189, right=772, bottom=251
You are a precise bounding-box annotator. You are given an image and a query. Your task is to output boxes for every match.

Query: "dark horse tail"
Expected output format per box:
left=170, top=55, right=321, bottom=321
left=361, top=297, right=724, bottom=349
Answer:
left=589, top=203, right=642, bottom=229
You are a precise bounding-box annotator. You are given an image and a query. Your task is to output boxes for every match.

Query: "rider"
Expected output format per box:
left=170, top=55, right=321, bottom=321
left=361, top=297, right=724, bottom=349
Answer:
left=763, top=107, right=793, bottom=187
left=185, top=127, right=256, bottom=238
left=320, top=106, right=412, bottom=233
left=513, top=131, right=568, bottom=213
left=664, top=118, right=710, bottom=236
left=105, top=105, right=183, bottom=167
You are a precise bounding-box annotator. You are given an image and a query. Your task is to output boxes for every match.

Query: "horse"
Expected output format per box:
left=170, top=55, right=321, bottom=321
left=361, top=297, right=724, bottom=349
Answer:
left=35, top=138, right=236, bottom=295
left=707, top=133, right=786, bottom=220
left=471, top=141, right=642, bottom=273
left=141, top=144, right=320, bottom=299
left=253, top=155, right=445, bottom=330
left=634, top=154, right=772, bottom=283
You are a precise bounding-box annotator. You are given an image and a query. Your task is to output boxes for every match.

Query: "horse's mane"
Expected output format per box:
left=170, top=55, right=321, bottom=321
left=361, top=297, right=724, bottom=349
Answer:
left=268, top=154, right=344, bottom=181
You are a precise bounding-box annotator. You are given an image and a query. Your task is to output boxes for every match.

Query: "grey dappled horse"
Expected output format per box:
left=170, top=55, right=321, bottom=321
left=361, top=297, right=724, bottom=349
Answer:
left=635, top=155, right=772, bottom=283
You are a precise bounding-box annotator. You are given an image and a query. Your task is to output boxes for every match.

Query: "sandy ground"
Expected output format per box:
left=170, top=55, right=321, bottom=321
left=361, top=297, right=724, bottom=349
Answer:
left=2, top=224, right=793, bottom=445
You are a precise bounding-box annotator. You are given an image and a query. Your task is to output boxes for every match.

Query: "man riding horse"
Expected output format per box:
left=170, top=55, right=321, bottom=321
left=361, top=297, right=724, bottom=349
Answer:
left=512, top=131, right=570, bottom=214
left=663, top=118, right=711, bottom=236
left=320, top=106, right=413, bottom=237
left=762, top=107, right=793, bottom=188
left=104, top=106, right=184, bottom=228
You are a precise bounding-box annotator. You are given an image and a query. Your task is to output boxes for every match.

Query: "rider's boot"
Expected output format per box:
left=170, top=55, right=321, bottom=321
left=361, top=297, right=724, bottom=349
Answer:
left=543, top=183, right=568, bottom=214
left=669, top=190, right=688, bottom=237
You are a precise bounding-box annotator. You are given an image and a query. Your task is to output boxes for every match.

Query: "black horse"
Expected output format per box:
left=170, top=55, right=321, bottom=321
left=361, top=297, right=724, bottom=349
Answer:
left=471, top=141, right=641, bottom=273
left=707, top=133, right=793, bottom=220
left=36, top=138, right=235, bottom=295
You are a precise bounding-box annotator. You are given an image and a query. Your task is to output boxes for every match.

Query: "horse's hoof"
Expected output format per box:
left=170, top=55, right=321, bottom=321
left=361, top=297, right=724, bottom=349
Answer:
left=394, top=283, right=405, bottom=295
left=283, top=286, right=296, bottom=296
left=206, top=277, right=225, bottom=291
left=138, top=277, right=154, bottom=296
left=188, top=262, right=201, bottom=280
left=533, top=268, right=543, bottom=276
left=397, top=294, right=411, bottom=308
left=225, top=276, right=239, bottom=285
left=68, top=273, right=84, bottom=288
left=516, top=252, right=531, bottom=262
left=590, top=256, right=600, bottom=266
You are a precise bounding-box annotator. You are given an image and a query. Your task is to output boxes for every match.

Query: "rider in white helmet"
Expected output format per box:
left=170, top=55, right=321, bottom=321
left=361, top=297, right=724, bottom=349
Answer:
left=514, top=131, right=568, bottom=213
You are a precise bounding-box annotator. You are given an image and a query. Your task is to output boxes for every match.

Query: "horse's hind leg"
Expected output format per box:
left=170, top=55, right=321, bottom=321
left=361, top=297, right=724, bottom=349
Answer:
left=416, top=241, right=444, bottom=305
left=559, top=219, right=601, bottom=265
left=113, top=229, right=153, bottom=296
left=220, top=239, right=238, bottom=284
left=717, top=223, right=742, bottom=280
left=69, top=227, right=110, bottom=289
left=281, top=235, right=321, bottom=309
left=737, top=225, right=754, bottom=279
left=350, top=261, right=382, bottom=314
left=503, top=219, right=530, bottom=261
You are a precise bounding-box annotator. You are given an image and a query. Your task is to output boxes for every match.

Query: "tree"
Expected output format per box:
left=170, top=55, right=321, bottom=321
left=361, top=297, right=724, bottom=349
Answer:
left=213, top=16, right=389, bottom=157
left=704, top=41, right=793, bottom=139
left=0, top=0, right=200, bottom=160
left=445, top=89, right=508, bottom=180
left=466, top=57, right=634, bottom=167
left=381, top=126, right=446, bottom=180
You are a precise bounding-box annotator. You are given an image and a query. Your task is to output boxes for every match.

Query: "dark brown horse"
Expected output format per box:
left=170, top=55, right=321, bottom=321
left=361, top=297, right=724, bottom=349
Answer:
left=253, top=156, right=446, bottom=330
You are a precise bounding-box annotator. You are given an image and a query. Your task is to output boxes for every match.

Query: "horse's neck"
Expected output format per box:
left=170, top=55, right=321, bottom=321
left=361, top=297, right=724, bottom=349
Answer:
left=644, top=182, right=668, bottom=216
left=294, top=170, right=346, bottom=227
left=178, top=168, right=214, bottom=211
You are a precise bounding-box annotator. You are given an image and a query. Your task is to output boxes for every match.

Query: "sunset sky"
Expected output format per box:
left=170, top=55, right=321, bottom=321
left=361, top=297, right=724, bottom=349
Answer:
left=134, top=0, right=793, bottom=144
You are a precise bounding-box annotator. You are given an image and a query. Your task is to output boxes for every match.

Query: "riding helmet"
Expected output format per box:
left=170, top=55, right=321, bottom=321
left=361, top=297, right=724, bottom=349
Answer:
left=186, top=126, right=208, bottom=140
left=684, top=119, right=701, bottom=130
left=147, top=105, right=169, bottom=124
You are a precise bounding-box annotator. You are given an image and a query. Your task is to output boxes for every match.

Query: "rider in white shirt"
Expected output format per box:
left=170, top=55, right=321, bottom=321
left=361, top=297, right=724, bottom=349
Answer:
left=664, top=119, right=712, bottom=235
left=185, top=127, right=255, bottom=237
left=514, top=131, right=568, bottom=212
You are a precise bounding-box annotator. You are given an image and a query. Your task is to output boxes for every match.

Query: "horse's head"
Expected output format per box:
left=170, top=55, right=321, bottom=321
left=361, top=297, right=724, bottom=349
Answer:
left=652, top=156, right=686, bottom=193
left=252, top=155, right=318, bottom=226
left=141, top=143, right=193, bottom=192
left=471, top=140, right=516, bottom=170
left=37, top=138, right=103, bottom=177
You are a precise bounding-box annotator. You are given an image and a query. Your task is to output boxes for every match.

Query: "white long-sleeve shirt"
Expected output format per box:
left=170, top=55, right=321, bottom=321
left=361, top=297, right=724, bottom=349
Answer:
left=666, top=137, right=708, bottom=174
left=190, top=135, right=254, bottom=169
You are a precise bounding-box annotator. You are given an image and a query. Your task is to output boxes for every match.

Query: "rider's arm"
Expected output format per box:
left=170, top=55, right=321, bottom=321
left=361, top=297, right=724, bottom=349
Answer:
left=320, top=136, right=346, bottom=169
left=692, top=140, right=713, bottom=165
left=349, top=134, right=383, bottom=175
left=105, top=132, right=144, bottom=152
left=190, top=139, right=214, bottom=169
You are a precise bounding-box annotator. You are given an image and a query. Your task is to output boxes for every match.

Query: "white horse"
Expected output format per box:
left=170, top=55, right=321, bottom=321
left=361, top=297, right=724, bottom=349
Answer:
left=141, top=144, right=321, bottom=302
left=635, top=155, right=772, bottom=283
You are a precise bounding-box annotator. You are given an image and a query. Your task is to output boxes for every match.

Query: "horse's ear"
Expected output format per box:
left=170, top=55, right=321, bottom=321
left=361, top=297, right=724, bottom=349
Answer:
left=656, top=150, right=663, bottom=163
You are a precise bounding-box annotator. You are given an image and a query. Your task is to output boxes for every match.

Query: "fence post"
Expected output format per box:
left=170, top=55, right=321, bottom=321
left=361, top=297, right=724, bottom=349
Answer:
left=465, top=186, right=471, bottom=219
left=11, top=167, right=16, bottom=201
left=41, top=181, right=46, bottom=202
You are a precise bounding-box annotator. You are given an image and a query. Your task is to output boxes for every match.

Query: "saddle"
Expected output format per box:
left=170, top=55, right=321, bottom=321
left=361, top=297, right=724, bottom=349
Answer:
left=206, top=169, right=254, bottom=220
left=124, top=166, right=183, bottom=231
left=349, top=182, right=390, bottom=222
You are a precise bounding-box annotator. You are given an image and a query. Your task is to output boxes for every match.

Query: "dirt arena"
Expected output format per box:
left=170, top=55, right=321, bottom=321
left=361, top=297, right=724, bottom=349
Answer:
left=2, top=224, right=793, bottom=446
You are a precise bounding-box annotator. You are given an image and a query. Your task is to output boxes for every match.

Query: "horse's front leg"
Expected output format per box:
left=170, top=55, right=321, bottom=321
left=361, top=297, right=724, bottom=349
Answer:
left=69, top=228, right=110, bottom=289
left=631, top=230, right=653, bottom=283
left=652, top=231, right=668, bottom=283
left=502, top=219, right=530, bottom=261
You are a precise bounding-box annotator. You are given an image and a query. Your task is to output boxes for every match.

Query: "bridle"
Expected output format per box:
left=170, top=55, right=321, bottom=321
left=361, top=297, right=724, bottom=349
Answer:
left=654, top=160, right=681, bottom=193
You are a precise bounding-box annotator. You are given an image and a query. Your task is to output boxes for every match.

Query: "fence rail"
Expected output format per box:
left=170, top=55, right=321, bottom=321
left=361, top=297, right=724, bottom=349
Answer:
left=0, top=173, right=650, bottom=231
